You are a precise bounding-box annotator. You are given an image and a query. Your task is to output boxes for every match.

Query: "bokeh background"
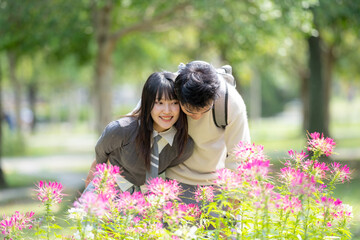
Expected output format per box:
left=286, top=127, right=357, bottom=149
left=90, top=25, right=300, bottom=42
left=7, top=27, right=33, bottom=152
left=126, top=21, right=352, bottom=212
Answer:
left=1, top=0, right=359, bottom=238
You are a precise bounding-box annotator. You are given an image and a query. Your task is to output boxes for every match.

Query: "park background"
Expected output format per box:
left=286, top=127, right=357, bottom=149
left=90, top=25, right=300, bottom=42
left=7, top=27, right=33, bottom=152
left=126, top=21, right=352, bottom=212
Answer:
left=0, top=0, right=359, bottom=238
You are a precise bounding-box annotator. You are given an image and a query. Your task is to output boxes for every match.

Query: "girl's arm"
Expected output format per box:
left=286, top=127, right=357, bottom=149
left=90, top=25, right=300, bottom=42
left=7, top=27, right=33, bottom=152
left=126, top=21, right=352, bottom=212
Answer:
left=85, top=159, right=97, bottom=188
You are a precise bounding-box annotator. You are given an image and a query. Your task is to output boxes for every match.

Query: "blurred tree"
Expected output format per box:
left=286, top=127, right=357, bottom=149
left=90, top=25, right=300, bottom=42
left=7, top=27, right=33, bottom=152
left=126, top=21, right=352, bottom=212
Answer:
left=89, top=0, right=191, bottom=133
left=190, top=0, right=299, bottom=118
left=0, top=56, right=7, bottom=188
left=0, top=0, right=92, bottom=131
left=277, top=0, right=360, bottom=136
left=309, top=0, right=360, bottom=135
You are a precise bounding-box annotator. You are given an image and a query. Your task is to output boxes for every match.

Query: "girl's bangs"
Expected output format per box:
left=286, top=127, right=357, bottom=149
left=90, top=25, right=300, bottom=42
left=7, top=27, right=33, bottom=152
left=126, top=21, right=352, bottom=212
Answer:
left=156, top=83, right=176, bottom=101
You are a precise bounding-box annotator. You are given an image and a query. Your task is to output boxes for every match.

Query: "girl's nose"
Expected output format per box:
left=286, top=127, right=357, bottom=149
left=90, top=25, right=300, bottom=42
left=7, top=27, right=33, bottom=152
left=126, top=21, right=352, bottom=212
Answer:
left=164, top=103, right=171, bottom=112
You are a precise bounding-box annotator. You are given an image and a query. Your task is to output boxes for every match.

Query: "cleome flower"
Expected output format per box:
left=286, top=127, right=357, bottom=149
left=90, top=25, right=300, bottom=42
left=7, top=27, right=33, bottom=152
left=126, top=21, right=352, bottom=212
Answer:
left=147, top=177, right=182, bottom=202
left=0, top=211, right=35, bottom=236
left=92, top=163, right=121, bottom=198
left=330, top=162, right=351, bottom=183
left=194, top=185, right=215, bottom=203
left=35, top=180, right=64, bottom=205
left=233, top=141, right=265, bottom=163
left=307, top=132, right=336, bottom=157
left=73, top=192, right=109, bottom=218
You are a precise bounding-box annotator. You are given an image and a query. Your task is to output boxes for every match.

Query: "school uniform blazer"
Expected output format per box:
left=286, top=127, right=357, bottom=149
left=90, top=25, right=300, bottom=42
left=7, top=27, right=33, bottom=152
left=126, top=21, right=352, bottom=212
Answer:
left=95, top=116, right=194, bottom=187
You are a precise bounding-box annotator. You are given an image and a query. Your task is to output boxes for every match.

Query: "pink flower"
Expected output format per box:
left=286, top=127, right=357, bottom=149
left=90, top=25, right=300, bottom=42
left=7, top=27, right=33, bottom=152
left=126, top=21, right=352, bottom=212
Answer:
left=0, top=211, right=35, bottom=236
left=280, top=168, right=317, bottom=196
left=194, top=185, right=214, bottom=203
left=318, top=196, right=342, bottom=208
left=240, top=159, right=270, bottom=179
left=116, top=191, right=149, bottom=214
left=214, top=168, right=242, bottom=190
left=92, top=163, right=121, bottom=198
left=307, top=132, right=336, bottom=157
left=288, top=150, right=308, bottom=166
left=73, top=192, right=109, bottom=217
left=35, top=180, right=64, bottom=204
left=312, top=161, right=329, bottom=180
left=233, top=141, right=265, bottom=163
left=330, top=162, right=351, bottom=183
left=277, top=195, right=302, bottom=214
left=147, top=178, right=181, bottom=201
left=94, top=163, right=121, bottom=176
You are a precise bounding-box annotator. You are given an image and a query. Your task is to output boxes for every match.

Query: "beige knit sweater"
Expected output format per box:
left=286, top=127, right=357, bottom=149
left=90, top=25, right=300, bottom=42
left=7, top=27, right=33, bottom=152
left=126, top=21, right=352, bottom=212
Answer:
left=166, top=85, right=251, bottom=185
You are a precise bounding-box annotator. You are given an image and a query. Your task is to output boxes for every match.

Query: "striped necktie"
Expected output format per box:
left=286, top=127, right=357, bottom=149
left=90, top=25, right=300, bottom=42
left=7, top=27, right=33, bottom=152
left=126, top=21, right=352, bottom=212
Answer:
left=146, top=134, right=162, bottom=181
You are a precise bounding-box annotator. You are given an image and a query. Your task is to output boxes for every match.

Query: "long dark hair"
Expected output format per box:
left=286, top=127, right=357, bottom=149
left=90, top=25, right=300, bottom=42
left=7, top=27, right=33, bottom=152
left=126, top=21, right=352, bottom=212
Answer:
left=134, top=71, right=188, bottom=170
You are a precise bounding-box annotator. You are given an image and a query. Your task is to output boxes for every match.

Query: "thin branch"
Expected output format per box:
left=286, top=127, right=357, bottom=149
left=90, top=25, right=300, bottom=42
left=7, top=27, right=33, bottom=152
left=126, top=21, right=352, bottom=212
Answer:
left=110, top=1, right=191, bottom=42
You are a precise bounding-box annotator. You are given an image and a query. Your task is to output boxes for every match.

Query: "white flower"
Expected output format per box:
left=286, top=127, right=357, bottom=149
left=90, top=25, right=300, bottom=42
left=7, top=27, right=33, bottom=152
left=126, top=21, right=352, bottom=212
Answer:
left=68, top=207, right=86, bottom=220
left=84, top=225, right=95, bottom=240
left=73, top=231, right=81, bottom=240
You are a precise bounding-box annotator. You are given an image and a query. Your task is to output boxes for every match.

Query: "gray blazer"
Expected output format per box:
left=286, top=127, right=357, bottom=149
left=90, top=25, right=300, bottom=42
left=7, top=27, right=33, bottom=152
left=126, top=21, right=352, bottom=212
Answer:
left=95, top=116, right=194, bottom=186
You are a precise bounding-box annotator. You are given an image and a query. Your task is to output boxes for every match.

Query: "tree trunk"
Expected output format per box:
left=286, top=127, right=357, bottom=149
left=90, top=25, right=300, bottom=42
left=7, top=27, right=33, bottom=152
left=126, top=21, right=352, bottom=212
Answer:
left=27, top=81, right=37, bottom=132
left=249, top=68, right=261, bottom=120
left=92, top=2, right=115, bottom=134
left=7, top=52, right=22, bottom=135
left=0, top=57, right=7, bottom=188
left=307, top=36, right=327, bottom=135
left=322, top=44, right=334, bottom=137
left=299, top=68, right=309, bottom=132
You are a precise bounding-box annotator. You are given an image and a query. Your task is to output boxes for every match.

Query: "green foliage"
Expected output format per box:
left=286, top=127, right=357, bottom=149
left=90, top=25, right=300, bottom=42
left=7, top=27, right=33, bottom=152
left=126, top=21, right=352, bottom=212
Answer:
left=0, top=0, right=92, bottom=63
left=1, top=126, right=26, bottom=156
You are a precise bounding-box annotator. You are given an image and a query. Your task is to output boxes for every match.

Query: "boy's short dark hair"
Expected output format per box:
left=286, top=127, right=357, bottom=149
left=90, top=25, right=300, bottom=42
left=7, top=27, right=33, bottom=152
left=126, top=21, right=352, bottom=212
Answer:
left=175, top=60, right=220, bottom=109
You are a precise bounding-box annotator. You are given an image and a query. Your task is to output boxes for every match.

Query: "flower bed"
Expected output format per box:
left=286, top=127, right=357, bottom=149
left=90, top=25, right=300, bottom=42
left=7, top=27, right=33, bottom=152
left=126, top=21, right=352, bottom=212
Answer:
left=1, top=132, right=353, bottom=239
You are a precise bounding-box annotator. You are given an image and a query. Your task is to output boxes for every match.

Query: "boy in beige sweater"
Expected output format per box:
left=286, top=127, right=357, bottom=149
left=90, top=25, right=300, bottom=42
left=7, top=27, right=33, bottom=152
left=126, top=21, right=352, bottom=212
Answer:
left=166, top=60, right=251, bottom=204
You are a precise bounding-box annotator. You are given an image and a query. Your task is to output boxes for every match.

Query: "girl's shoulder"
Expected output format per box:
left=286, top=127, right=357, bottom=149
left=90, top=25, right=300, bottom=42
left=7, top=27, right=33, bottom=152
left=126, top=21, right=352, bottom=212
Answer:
left=102, top=116, right=139, bottom=139
left=115, top=116, right=139, bottom=128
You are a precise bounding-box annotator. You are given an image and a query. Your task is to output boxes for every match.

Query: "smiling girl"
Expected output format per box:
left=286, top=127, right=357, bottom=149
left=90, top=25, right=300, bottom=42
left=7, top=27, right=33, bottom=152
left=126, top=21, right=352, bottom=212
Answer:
left=84, top=71, right=194, bottom=193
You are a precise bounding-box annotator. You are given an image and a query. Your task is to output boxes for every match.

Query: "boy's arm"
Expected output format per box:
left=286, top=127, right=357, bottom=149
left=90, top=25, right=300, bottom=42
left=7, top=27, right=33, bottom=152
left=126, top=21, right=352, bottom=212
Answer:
left=224, top=88, right=251, bottom=169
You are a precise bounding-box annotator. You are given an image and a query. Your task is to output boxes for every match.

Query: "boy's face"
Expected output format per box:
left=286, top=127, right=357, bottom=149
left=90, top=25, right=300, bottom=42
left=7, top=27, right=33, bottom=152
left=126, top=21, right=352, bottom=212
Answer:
left=180, top=102, right=214, bottom=120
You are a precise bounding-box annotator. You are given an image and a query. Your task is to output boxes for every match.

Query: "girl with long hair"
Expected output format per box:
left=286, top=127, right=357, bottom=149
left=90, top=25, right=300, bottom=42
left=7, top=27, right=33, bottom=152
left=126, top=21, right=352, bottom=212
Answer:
left=84, top=71, right=194, bottom=193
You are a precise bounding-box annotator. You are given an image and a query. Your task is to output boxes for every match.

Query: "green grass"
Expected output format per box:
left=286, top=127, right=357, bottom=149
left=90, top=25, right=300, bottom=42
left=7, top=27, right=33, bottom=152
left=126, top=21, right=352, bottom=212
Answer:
left=4, top=172, right=55, bottom=188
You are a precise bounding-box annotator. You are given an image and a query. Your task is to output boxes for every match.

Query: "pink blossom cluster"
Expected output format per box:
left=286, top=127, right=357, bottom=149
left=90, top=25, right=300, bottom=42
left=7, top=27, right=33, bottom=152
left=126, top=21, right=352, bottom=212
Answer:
left=275, top=195, right=302, bottom=214
left=6, top=132, right=352, bottom=239
left=233, top=141, right=265, bottom=163
left=163, top=202, right=201, bottom=225
left=316, top=196, right=353, bottom=227
left=147, top=177, right=181, bottom=201
left=0, top=211, right=35, bottom=236
left=280, top=167, right=317, bottom=196
left=194, top=185, right=214, bottom=203
left=116, top=191, right=149, bottom=215
left=330, top=162, right=351, bottom=183
left=73, top=192, right=109, bottom=217
left=307, top=132, right=336, bottom=157
left=287, top=150, right=308, bottom=166
left=35, top=180, right=64, bottom=204
left=214, top=168, right=243, bottom=190
left=92, top=163, right=121, bottom=197
left=286, top=133, right=350, bottom=183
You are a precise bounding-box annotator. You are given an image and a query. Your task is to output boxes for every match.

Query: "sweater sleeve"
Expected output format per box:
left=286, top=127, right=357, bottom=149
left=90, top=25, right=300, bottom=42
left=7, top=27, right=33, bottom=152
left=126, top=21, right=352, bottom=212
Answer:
left=95, top=119, right=129, bottom=164
left=224, top=86, right=251, bottom=170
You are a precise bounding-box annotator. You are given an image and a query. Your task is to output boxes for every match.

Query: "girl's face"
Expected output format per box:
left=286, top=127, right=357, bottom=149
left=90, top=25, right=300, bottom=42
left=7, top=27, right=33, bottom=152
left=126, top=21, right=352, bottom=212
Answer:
left=151, top=96, right=180, bottom=132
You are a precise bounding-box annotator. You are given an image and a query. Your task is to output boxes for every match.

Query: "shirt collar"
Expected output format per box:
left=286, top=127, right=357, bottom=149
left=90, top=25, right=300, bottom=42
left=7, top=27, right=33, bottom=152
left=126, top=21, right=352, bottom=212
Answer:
left=153, top=126, right=177, bottom=146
